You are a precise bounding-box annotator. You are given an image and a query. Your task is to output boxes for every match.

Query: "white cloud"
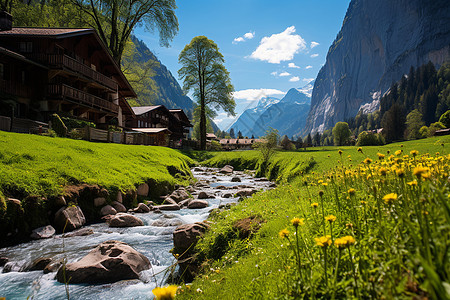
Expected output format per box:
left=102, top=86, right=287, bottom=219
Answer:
left=233, top=88, right=286, bottom=101
left=311, top=53, right=319, bottom=58
left=289, top=76, right=300, bottom=82
left=305, top=65, right=313, bottom=69
left=243, top=32, right=255, bottom=39
left=279, top=71, right=291, bottom=77
left=310, top=41, right=319, bottom=48
left=288, top=62, right=300, bottom=69
left=250, top=26, right=306, bottom=63
left=270, top=71, right=278, bottom=76
left=233, top=31, right=255, bottom=44
left=303, top=78, right=315, bottom=84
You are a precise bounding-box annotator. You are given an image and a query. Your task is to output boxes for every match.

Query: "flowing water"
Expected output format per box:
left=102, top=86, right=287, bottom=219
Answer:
left=0, top=167, right=273, bottom=300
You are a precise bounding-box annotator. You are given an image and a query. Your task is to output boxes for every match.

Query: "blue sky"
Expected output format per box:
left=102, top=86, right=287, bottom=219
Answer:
left=135, top=0, right=351, bottom=130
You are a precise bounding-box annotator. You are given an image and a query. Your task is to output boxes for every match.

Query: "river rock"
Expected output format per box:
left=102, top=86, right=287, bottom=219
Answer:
left=30, top=225, right=56, bottom=240
left=222, top=193, right=233, bottom=198
left=134, top=203, right=151, bottom=213
left=178, top=199, right=192, bottom=208
left=186, top=186, right=196, bottom=193
left=100, top=205, right=117, bottom=216
left=231, top=177, right=241, bottom=182
left=152, top=217, right=183, bottom=227
left=198, top=191, right=214, bottom=199
left=235, top=189, right=257, bottom=197
left=111, top=201, right=126, bottom=213
left=187, top=200, right=208, bottom=209
left=44, top=260, right=62, bottom=274
left=2, top=261, right=21, bottom=273
left=28, top=257, right=52, bottom=271
left=136, top=183, right=149, bottom=197
left=108, top=213, right=144, bottom=227
left=162, top=197, right=178, bottom=205
left=173, top=222, right=210, bottom=255
left=215, top=185, right=227, bottom=190
left=154, top=204, right=180, bottom=211
left=56, top=240, right=150, bottom=284
left=94, top=197, right=106, bottom=207
left=62, top=228, right=94, bottom=238
left=54, top=206, right=86, bottom=232
left=219, top=165, right=234, bottom=174
left=116, top=191, right=123, bottom=203
left=169, top=189, right=190, bottom=202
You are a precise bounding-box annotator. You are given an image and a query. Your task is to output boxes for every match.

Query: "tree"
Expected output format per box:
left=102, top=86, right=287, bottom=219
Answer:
left=237, top=130, right=243, bottom=139
left=439, top=110, right=450, bottom=128
left=313, top=132, right=321, bottom=146
left=332, top=122, right=351, bottom=146
left=71, top=0, right=178, bottom=64
left=229, top=128, right=236, bottom=139
left=255, top=128, right=279, bottom=173
left=406, top=109, right=425, bottom=139
left=1, top=0, right=13, bottom=13
left=305, top=133, right=313, bottom=148
left=178, top=36, right=235, bottom=150
left=280, top=135, right=294, bottom=150
left=382, top=103, right=406, bottom=142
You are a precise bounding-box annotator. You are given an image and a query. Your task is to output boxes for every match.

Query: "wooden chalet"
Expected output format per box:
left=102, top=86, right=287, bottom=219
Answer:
left=0, top=15, right=136, bottom=129
left=127, top=105, right=192, bottom=147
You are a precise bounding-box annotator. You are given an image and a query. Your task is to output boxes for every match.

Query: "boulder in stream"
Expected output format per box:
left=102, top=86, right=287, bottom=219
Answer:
left=154, top=204, right=181, bottom=211
left=187, top=200, right=208, bottom=209
left=111, top=201, right=126, bottom=213
left=56, top=240, right=150, bottom=284
left=100, top=205, right=117, bottom=216
left=54, top=206, right=86, bottom=232
left=134, top=203, right=151, bottom=213
left=30, top=225, right=55, bottom=240
left=136, top=183, right=149, bottom=197
left=108, top=213, right=144, bottom=227
left=173, top=222, right=210, bottom=255
left=219, top=165, right=234, bottom=174
left=197, top=191, right=214, bottom=199
left=62, top=228, right=94, bottom=238
left=231, top=176, right=241, bottom=182
left=28, top=257, right=52, bottom=271
left=235, top=189, right=257, bottom=198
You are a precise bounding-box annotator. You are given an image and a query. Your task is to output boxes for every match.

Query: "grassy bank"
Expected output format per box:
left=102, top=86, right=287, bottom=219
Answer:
left=0, top=131, right=194, bottom=199
left=178, top=136, right=450, bottom=299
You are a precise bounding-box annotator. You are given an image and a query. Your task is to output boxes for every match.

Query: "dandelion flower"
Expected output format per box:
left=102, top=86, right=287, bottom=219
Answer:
left=338, top=150, right=343, bottom=155
left=152, top=285, right=177, bottom=300
left=311, top=202, right=319, bottom=208
left=357, top=147, right=363, bottom=153
left=334, top=237, right=347, bottom=249
left=325, top=215, right=337, bottom=223
left=315, top=235, right=332, bottom=248
left=383, top=193, right=398, bottom=204
left=348, top=188, right=356, bottom=195
left=279, top=228, right=289, bottom=239
left=342, top=235, right=356, bottom=245
left=413, top=166, right=429, bottom=178
left=407, top=180, right=418, bottom=186
left=290, top=217, right=304, bottom=227
left=379, top=167, right=388, bottom=176
left=395, top=168, right=405, bottom=177
left=363, top=157, right=372, bottom=165
left=377, top=153, right=385, bottom=159
left=395, top=150, right=402, bottom=156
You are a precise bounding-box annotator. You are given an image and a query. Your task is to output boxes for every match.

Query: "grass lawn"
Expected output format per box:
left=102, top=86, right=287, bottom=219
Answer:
left=0, top=131, right=194, bottom=199
left=177, top=136, right=450, bottom=299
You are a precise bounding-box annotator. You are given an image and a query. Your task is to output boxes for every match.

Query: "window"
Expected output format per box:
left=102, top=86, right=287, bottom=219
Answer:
left=19, top=42, right=33, bottom=53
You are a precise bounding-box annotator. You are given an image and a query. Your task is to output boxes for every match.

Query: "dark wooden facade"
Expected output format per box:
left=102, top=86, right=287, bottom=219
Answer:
left=0, top=27, right=136, bottom=126
left=127, top=105, right=192, bottom=146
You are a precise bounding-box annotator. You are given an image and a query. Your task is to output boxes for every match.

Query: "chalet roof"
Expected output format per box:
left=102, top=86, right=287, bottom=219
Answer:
left=169, top=109, right=192, bottom=127
left=206, top=133, right=217, bottom=139
left=132, top=128, right=172, bottom=134
left=132, top=105, right=163, bottom=115
left=219, top=138, right=262, bottom=145
left=0, top=27, right=136, bottom=99
left=0, top=27, right=92, bottom=38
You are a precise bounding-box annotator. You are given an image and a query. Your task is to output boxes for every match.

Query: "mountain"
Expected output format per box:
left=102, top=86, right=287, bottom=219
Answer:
left=230, top=82, right=313, bottom=138
left=304, top=0, right=450, bottom=134
left=229, top=97, right=280, bottom=137
left=125, top=36, right=194, bottom=117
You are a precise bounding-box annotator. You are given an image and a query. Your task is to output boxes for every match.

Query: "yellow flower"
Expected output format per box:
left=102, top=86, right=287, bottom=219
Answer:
left=379, top=167, right=388, bottom=176
left=311, top=202, right=319, bottom=208
left=315, top=235, right=332, bottom=248
left=357, top=147, right=363, bottom=153
left=152, top=285, right=177, bottom=300
left=322, top=182, right=328, bottom=186
left=342, top=235, right=356, bottom=245
left=383, top=193, right=398, bottom=204
left=363, top=157, right=372, bottom=165
left=325, top=215, right=337, bottom=223
left=338, top=149, right=343, bottom=155
left=279, top=228, right=289, bottom=239
left=348, top=188, right=356, bottom=195
left=395, top=168, right=405, bottom=177
left=360, top=200, right=367, bottom=205
left=335, top=236, right=356, bottom=248
left=377, top=153, right=385, bottom=159
left=414, top=166, right=430, bottom=178
left=395, top=150, right=402, bottom=156
left=290, top=217, right=304, bottom=227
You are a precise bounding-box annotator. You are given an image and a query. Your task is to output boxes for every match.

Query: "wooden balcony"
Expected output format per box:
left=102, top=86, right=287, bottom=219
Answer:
left=31, top=54, right=118, bottom=91
left=48, top=84, right=119, bottom=114
left=0, top=79, right=32, bottom=98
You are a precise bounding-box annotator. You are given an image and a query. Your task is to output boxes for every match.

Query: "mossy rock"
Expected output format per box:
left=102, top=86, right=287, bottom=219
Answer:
left=22, top=195, right=49, bottom=230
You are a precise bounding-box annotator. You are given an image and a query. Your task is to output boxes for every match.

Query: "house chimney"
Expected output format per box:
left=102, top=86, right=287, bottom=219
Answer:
left=0, top=11, right=12, bottom=31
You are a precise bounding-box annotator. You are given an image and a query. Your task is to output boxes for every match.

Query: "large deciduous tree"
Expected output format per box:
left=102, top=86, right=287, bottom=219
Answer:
left=71, top=0, right=178, bottom=64
left=178, top=36, right=235, bottom=150
left=332, top=121, right=351, bottom=146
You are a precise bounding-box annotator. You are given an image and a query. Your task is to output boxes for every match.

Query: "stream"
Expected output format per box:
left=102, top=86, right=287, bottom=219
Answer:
left=0, top=167, right=273, bottom=300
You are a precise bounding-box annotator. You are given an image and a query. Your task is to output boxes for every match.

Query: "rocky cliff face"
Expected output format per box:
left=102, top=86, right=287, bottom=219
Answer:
left=304, top=0, right=450, bottom=134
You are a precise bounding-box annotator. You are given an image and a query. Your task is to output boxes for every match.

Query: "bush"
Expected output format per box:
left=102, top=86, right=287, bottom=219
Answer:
left=357, top=131, right=385, bottom=146
left=51, top=114, right=67, bottom=137
left=438, top=110, right=450, bottom=128
left=207, top=140, right=222, bottom=151
left=428, top=121, right=445, bottom=136
left=61, top=117, right=96, bottom=131
left=419, top=126, right=429, bottom=138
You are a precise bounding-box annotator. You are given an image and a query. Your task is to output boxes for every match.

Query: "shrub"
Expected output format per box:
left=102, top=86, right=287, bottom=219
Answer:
left=419, top=126, right=429, bottom=138
left=428, top=121, right=445, bottom=136
left=439, top=110, right=450, bottom=128
left=51, top=114, right=68, bottom=137
left=61, top=117, right=95, bottom=131
left=208, top=140, right=222, bottom=151
left=357, top=131, right=385, bottom=146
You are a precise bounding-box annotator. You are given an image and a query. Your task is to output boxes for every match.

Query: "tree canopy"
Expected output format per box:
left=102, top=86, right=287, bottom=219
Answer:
left=178, top=36, right=235, bottom=150
left=332, top=122, right=351, bottom=146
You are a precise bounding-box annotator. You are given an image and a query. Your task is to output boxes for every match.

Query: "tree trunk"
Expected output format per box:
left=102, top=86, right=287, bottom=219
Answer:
left=200, top=96, right=206, bottom=150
